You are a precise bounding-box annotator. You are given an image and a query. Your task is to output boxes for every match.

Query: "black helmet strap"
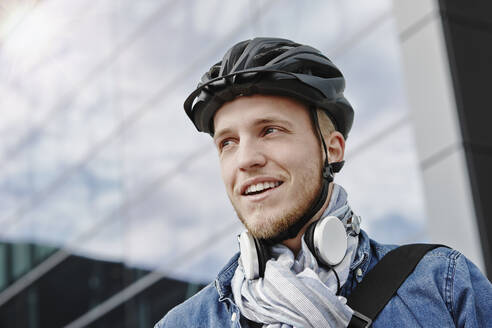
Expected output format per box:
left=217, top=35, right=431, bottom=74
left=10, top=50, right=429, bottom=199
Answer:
left=264, top=108, right=344, bottom=245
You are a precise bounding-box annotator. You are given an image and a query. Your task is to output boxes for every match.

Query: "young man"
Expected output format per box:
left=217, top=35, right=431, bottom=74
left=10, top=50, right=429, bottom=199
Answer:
left=156, top=38, right=491, bottom=327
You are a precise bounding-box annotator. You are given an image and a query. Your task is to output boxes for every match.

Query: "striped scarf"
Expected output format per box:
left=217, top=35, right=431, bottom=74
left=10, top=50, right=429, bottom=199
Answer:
left=231, top=184, right=357, bottom=327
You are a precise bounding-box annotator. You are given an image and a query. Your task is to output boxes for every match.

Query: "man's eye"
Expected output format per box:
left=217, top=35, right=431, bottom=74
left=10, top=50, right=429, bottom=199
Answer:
left=264, top=127, right=279, bottom=135
left=220, top=139, right=234, bottom=149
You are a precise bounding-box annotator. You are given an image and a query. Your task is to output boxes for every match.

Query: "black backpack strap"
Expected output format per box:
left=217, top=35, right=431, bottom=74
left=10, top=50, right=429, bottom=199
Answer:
left=347, top=243, right=445, bottom=328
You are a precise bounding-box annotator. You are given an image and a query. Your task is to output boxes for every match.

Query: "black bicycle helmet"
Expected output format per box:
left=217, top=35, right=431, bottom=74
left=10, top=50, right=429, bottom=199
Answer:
left=184, top=37, right=354, bottom=139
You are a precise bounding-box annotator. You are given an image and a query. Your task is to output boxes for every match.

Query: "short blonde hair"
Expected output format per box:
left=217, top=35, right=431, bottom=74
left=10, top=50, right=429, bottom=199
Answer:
left=316, top=108, right=336, bottom=143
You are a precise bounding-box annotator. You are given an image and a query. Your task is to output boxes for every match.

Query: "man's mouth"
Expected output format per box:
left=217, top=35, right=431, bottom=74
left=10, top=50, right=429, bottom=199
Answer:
left=243, top=181, right=283, bottom=196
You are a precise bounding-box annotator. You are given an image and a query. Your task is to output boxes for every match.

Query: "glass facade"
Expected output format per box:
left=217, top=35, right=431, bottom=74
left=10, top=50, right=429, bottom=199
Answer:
left=0, top=0, right=428, bottom=326
left=0, top=240, right=204, bottom=327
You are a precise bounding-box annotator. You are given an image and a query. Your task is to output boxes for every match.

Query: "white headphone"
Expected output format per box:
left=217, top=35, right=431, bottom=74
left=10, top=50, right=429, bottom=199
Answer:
left=238, top=214, right=361, bottom=280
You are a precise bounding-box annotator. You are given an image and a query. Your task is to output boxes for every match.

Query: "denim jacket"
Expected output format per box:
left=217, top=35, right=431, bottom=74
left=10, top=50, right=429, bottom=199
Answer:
left=155, top=230, right=492, bottom=327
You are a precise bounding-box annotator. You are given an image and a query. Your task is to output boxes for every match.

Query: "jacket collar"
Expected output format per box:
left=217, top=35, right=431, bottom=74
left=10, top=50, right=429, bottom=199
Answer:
left=350, top=229, right=371, bottom=272
left=215, top=252, right=240, bottom=301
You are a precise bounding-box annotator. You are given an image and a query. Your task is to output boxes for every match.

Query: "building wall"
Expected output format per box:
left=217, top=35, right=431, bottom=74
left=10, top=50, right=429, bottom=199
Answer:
left=393, top=0, right=491, bottom=276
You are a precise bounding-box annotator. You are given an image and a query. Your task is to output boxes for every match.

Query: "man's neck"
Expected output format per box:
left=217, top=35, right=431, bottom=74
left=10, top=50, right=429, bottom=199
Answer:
left=281, top=183, right=333, bottom=255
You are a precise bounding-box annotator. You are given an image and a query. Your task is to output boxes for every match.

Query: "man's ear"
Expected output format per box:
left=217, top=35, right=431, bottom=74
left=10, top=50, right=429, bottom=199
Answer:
left=326, top=131, right=345, bottom=163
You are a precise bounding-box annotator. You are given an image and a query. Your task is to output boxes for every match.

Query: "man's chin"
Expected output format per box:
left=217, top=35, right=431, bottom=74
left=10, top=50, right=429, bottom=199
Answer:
left=241, top=215, right=295, bottom=240
left=247, top=226, right=285, bottom=240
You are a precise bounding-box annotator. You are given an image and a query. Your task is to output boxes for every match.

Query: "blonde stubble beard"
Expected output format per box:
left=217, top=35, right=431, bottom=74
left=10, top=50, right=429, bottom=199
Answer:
left=232, top=162, right=323, bottom=240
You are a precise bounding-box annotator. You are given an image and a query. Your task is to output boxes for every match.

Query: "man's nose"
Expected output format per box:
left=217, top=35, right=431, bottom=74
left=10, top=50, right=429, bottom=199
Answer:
left=237, top=139, right=267, bottom=171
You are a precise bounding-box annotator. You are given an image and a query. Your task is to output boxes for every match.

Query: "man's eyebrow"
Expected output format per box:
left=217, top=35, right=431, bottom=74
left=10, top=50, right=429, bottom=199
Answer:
left=213, top=128, right=232, bottom=142
left=254, top=117, right=294, bottom=128
left=214, top=117, right=293, bottom=141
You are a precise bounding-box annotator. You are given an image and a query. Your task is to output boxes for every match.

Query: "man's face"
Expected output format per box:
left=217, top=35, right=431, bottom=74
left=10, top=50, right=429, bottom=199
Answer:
left=213, top=95, right=323, bottom=239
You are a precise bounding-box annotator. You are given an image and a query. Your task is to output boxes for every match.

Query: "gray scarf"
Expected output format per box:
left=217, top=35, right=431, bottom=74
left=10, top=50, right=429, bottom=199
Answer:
left=231, top=184, right=358, bottom=328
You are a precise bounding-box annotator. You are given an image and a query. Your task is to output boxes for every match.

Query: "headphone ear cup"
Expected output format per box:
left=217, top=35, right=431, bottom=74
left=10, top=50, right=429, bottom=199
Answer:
left=313, top=216, right=348, bottom=266
left=303, top=220, right=318, bottom=258
left=238, top=231, right=270, bottom=280
left=254, top=238, right=270, bottom=278
left=239, top=231, right=259, bottom=280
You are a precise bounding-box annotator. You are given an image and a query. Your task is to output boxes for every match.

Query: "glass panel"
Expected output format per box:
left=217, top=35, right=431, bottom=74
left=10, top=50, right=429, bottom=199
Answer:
left=0, top=244, right=7, bottom=290
left=27, top=287, right=39, bottom=328
left=11, top=243, right=31, bottom=280
left=32, top=245, right=58, bottom=265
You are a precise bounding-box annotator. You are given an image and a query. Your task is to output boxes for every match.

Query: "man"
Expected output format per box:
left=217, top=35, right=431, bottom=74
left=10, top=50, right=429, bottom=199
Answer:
left=156, top=38, right=491, bottom=327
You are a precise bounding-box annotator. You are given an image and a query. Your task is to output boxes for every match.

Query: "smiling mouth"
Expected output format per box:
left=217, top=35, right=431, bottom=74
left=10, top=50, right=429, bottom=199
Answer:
left=243, top=181, right=283, bottom=196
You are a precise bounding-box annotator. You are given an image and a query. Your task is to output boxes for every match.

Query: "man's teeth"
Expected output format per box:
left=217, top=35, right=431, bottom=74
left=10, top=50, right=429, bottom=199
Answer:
left=245, top=181, right=281, bottom=195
